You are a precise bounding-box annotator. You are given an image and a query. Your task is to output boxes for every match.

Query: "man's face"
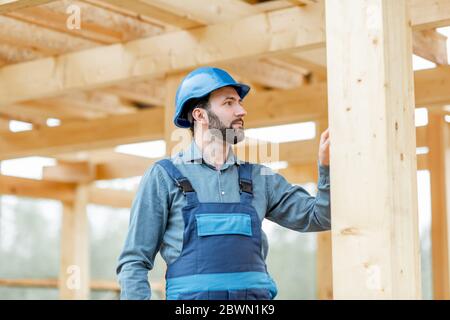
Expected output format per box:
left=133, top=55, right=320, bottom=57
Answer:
left=204, top=86, right=247, bottom=145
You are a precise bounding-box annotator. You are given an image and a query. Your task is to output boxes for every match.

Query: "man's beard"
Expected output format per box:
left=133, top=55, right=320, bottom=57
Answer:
left=206, top=109, right=245, bottom=145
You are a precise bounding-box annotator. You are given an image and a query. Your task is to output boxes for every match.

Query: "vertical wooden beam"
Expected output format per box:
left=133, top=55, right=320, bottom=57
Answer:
left=326, top=0, right=421, bottom=299
left=0, top=161, right=2, bottom=237
left=317, top=231, right=333, bottom=299
left=446, top=122, right=450, bottom=289
left=58, top=184, right=90, bottom=300
left=428, top=113, right=450, bottom=299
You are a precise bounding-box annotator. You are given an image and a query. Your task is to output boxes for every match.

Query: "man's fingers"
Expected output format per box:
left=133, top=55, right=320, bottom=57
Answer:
left=320, top=128, right=330, bottom=144
left=321, top=138, right=330, bottom=148
left=321, top=128, right=330, bottom=140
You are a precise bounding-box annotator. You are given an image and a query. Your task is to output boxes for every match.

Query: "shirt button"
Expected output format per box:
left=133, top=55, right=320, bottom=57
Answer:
left=221, top=191, right=225, bottom=195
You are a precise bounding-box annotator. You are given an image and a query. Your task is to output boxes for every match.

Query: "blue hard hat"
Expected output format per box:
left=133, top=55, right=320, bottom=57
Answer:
left=174, top=67, right=251, bottom=128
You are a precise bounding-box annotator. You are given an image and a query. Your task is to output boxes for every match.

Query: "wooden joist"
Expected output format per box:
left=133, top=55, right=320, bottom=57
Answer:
left=0, top=5, right=322, bottom=106
left=95, top=152, right=155, bottom=180
left=148, top=0, right=260, bottom=24
left=133, top=0, right=311, bottom=88
left=5, top=6, right=122, bottom=44
left=413, top=29, right=448, bottom=65
left=1, top=103, right=97, bottom=125
left=411, top=0, right=450, bottom=30
left=0, top=1, right=449, bottom=105
left=0, top=174, right=75, bottom=202
left=0, top=108, right=163, bottom=160
left=101, top=79, right=166, bottom=107
left=0, top=0, right=55, bottom=14
left=0, top=15, right=96, bottom=59
left=135, top=0, right=447, bottom=73
left=415, top=66, right=450, bottom=107
left=100, top=0, right=200, bottom=29
left=43, top=161, right=96, bottom=183
left=4, top=1, right=164, bottom=45
left=255, top=0, right=450, bottom=30
left=0, top=174, right=135, bottom=208
left=224, top=59, right=304, bottom=90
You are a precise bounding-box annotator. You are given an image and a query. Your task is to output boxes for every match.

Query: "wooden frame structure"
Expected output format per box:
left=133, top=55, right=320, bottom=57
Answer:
left=0, top=0, right=449, bottom=299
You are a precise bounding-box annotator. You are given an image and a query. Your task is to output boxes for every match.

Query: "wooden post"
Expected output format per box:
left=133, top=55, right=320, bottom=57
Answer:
left=428, top=112, right=450, bottom=299
left=317, top=231, right=333, bottom=299
left=0, top=161, right=2, bottom=238
left=58, top=184, right=90, bottom=300
left=446, top=121, right=450, bottom=291
left=326, top=0, right=421, bottom=299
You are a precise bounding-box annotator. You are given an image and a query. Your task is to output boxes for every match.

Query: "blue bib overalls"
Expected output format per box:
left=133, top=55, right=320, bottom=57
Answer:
left=157, top=159, right=278, bottom=300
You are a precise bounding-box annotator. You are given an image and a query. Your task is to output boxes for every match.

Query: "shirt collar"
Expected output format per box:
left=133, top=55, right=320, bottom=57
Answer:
left=180, top=140, right=243, bottom=169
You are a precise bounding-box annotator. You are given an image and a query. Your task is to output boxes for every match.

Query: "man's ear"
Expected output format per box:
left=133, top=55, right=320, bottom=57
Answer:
left=192, top=108, right=208, bottom=125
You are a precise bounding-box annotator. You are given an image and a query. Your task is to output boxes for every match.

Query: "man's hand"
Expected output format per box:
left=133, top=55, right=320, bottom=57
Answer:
left=318, top=128, right=330, bottom=167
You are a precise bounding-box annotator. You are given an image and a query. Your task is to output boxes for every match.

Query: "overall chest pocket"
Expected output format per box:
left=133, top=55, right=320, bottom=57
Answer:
left=195, top=213, right=252, bottom=237
left=194, top=213, right=258, bottom=273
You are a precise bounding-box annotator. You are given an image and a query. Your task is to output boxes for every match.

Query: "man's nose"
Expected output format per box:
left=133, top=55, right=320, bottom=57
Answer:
left=235, top=104, right=247, bottom=117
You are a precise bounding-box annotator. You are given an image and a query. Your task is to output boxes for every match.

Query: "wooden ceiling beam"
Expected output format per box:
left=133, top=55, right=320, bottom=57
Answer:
left=413, top=29, right=448, bottom=65
left=43, top=160, right=96, bottom=183
left=411, top=0, right=450, bottom=30
left=0, top=174, right=75, bottom=201
left=0, top=0, right=55, bottom=14
left=0, top=5, right=324, bottom=106
left=99, top=0, right=200, bottom=29
left=2, top=0, right=447, bottom=104
left=0, top=107, right=163, bottom=160
left=5, top=6, right=123, bottom=44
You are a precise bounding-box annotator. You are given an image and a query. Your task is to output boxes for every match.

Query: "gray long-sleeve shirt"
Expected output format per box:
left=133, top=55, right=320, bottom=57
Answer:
left=116, top=141, right=331, bottom=299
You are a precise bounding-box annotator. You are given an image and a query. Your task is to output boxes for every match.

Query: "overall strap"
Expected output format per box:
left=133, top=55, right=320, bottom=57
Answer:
left=238, top=162, right=253, bottom=204
left=156, top=159, right=198, bottom=204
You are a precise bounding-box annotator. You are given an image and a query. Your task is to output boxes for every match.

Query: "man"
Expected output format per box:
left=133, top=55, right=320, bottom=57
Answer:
left=117, top=67, right=331, bottom=300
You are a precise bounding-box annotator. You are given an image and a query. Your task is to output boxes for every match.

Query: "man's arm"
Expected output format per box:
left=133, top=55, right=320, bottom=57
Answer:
left=265, top=127, right=331, bottom=232
left=116, top=165, right=169, bottom=300
left=265, top=162, right=331, bottom=232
